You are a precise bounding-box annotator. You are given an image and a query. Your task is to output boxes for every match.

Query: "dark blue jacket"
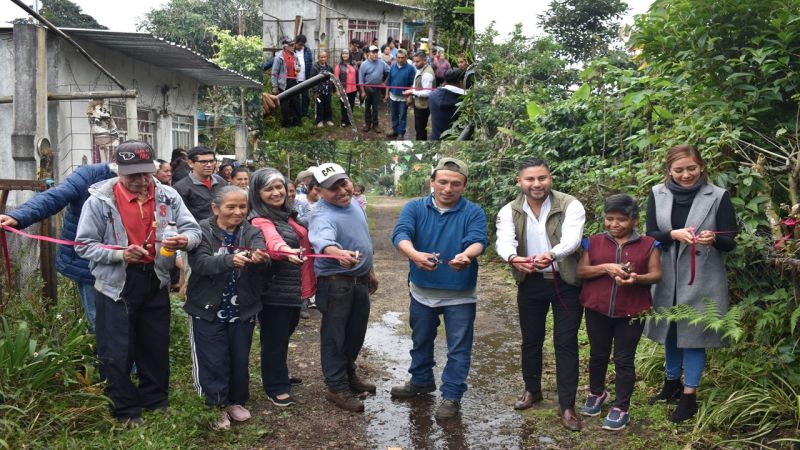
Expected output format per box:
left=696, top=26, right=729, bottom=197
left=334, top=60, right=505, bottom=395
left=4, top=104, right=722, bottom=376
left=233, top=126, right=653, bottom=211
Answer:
left=301, top=47, right=313, bottom=79
left=429, top=87, right=464, bottom=140
left=386, top=62, right=416, bottom=96
left=8, top=163, right=116, bottom=283
left=392, top=195, right=488, bottom=291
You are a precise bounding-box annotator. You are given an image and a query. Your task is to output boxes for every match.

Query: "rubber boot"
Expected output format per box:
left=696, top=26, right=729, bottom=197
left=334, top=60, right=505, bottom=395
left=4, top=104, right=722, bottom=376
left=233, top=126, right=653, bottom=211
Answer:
left=669, top=392, right=698, bottom=423
left=648, top=377, right=683, bottom=404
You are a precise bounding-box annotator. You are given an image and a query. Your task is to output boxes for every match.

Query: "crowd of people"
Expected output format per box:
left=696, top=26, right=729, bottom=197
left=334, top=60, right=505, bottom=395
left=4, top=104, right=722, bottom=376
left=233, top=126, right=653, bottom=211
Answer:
left=0, top=143, right=737, bottom=434
left=268, top=35, right=470, bottom=140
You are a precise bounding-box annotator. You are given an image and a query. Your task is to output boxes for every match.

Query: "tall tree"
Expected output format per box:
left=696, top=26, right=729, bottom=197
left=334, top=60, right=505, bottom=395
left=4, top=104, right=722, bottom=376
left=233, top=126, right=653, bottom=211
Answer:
left=137, top=0, right=261, bottom=57
left=40, top=0, right=108, bottom=30
left=538, top=0, right=628, bottom=63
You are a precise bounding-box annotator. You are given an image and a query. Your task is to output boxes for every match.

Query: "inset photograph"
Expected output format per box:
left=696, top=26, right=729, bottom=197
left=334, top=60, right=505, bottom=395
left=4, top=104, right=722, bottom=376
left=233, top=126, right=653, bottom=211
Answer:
left=262, top=0, right=474, bottom=141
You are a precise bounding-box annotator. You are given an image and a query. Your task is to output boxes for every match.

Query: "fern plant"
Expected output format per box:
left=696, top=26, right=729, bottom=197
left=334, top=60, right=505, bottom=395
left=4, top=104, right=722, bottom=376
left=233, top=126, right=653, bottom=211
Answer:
left=644, top=298, right=744, bottom=344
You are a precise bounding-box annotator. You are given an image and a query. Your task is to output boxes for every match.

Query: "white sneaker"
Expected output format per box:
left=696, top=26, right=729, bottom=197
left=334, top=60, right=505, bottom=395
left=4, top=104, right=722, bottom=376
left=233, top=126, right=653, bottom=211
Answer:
left=226, top=404, right=251, bottom=422
left=214, top=410, right=231, bottom=430
left=326, top=121, right=334, bottom=126
left=316, top=122, right=324, bottom=128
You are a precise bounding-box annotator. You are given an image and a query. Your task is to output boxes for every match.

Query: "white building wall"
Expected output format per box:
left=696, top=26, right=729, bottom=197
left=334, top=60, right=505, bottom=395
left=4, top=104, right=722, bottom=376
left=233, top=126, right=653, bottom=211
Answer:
left=0, top=31, right=16, bottom=182
left=51, top=38, right=199, bottom=180
left=263, top=0, right=405, bottom=59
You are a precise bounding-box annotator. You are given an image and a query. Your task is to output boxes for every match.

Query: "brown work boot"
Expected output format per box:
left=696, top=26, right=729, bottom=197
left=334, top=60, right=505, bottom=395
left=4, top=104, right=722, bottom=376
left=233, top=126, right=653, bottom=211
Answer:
left=325, top=389, right=364, bottom=412
left=560, top=408, right=582, bottom=431
left=514, top=390, right=544, bottom=410
left=349, top=374, right=376, bottom=394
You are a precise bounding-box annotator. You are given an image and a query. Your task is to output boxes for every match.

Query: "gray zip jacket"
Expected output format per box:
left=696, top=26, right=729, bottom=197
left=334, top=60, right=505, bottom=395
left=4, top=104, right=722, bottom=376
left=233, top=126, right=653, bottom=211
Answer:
left=75, top=177, right=201, bottom=301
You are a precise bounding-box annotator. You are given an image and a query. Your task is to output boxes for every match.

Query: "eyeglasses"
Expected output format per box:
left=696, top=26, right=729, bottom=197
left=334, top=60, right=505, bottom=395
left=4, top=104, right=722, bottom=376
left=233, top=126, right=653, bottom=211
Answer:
left=196, top=160, right=216, bottom=165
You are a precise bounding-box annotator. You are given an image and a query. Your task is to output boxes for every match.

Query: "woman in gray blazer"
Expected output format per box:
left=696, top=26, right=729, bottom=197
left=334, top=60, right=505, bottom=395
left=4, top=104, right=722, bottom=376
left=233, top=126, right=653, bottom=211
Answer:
left=644, top=144, right=738, bottom=423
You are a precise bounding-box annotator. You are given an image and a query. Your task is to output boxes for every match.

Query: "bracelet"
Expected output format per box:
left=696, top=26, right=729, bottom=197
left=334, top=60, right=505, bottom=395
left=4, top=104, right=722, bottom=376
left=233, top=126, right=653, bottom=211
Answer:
left=507, top=254, right=517, bottom=263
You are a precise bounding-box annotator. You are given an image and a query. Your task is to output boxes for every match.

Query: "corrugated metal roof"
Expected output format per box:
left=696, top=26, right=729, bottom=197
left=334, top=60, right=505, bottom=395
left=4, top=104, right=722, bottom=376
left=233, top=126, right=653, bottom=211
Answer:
left=59, top=28, right=263, bottom=88
left=364, top=0, right=426, bottom=11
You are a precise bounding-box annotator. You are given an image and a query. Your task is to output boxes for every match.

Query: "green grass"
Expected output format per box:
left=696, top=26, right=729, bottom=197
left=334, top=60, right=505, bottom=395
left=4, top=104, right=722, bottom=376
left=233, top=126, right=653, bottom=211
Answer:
left=263, top=96, right=363, bottom=141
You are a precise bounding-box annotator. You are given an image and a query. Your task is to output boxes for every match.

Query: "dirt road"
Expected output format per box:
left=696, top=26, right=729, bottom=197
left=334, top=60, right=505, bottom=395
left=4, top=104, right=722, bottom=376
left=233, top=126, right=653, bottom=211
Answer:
left=254, top=196, right=670, bottom=449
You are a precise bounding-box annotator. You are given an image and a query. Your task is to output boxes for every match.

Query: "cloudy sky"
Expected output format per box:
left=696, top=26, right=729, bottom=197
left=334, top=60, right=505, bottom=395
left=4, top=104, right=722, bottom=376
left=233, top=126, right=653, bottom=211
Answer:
left=2, top=0, right=655, bottom=38
left=475, top=0, right=655, bottom=40
left=1, top=0, right=168, bottom=31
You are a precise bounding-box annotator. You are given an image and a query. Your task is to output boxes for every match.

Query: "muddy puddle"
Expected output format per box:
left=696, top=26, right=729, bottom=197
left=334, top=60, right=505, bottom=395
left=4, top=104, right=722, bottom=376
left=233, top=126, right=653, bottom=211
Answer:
left=362, top=300, right=558, bottom=449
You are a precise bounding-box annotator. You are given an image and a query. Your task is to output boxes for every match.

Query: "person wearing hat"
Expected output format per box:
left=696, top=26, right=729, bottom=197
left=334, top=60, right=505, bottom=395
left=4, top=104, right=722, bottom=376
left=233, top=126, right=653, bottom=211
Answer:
left=429, top=68, right=466, bottom=140
left=75, top=140, right=201, bottom=426
left=390, top=158, right=488, bottom=420
left=271, top=38, right=302, bottom=127
left=307, top=163, right=378, bottom=413
left=358, top=45, right=390, bottom=133
left=494, top=158, right=586, bottom=431
left=384, top=48, right=416, bottom=139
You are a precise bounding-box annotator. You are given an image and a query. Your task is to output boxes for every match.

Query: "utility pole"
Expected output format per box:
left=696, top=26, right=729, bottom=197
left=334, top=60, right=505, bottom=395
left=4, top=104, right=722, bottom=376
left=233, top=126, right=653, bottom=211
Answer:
left=235, top=6, right=248, bottom=164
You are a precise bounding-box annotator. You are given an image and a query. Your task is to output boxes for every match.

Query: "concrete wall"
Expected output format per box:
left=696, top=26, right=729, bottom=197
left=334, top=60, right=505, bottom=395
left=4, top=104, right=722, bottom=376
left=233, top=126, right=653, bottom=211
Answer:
left=263, top=0, right=405, bottom=58
left=0, top=28, right=200, bottom=203
left=53, top=38, right=199, bottom=179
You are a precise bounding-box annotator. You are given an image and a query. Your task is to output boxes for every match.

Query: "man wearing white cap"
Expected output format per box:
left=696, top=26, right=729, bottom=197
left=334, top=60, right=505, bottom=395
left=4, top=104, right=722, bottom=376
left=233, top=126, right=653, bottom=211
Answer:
left=307, top=163, right=379, bottom=412
left=358, top=45, right=390, bottom=133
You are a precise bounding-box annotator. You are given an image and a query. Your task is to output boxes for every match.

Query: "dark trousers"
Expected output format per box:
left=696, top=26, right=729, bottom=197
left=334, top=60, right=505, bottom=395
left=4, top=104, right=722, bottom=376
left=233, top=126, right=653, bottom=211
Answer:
left=259, top=305, right=300, bottom=396
left=315, top=92, right=333, bottom=123
left=340, top=91, right=357, bottom=126
left=364, top=87, right=381, bottom=127
left=316, top=277, right=371, bottom=392
left=280, top=79, right=302, bottom=127
left=188, top=316, right=255, bottom=407
left=414, top=106, right=430, bottom=140
left=95, top=265, right=170, bottom=419
left=517, top=274, right=583, bottom=410
left=584, top=309, right=644, bottom=411
left=301, top=89, right=310, bottom=117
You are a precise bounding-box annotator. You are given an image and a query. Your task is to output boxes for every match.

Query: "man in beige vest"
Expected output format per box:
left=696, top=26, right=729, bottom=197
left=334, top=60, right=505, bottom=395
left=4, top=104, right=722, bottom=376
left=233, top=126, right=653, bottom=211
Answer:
left=495, top=158, right=586, bottom=431
left=404, top=51, right=435, bottom=140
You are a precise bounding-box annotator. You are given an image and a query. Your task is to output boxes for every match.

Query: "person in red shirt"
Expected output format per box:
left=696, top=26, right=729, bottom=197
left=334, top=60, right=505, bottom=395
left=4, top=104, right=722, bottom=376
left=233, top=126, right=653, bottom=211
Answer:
left=75, top=140, right=201, bottom=426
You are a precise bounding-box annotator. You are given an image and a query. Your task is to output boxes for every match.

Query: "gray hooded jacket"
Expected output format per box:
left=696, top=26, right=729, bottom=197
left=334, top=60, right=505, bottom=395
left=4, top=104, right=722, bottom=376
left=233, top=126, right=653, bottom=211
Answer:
left=75, top=177, right=201, bottom=301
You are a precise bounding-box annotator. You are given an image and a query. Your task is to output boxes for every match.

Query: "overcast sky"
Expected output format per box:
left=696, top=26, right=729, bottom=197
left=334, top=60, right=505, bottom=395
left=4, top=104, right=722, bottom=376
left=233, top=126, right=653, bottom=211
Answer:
left=1, top=0, right=168, bottom=31
left=475, top=0, right=655, bottom=40
left=2, top=0, right=654, bottom=37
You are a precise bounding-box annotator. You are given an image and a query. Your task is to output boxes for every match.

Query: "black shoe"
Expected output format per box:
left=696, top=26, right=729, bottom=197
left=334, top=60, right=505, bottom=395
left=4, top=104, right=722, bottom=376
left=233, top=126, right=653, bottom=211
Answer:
left=268, top=393, right=295, bottom=407
left=390, top=381, right=436, bottom=398
left=290, top=377, right=303, bottom=385
left=649, top=377, right=683, bottom=404
left=669, top=392, right=698, bottom=423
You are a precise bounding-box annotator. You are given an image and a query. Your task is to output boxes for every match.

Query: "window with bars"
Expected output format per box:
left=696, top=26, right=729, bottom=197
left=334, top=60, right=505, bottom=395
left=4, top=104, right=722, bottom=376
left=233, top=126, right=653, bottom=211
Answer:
left=387, top=22, right=401, bottom=43
left=172, top=115, right=194, bottom=150
left=348, top=19, right=379, bottom=45
left=109, top=103, right=156, bottom=145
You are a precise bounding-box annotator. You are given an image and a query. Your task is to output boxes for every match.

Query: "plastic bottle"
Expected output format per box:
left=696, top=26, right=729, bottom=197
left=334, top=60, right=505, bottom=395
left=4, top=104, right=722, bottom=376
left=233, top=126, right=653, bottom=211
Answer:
left=160, top=221, right=178, bottom=257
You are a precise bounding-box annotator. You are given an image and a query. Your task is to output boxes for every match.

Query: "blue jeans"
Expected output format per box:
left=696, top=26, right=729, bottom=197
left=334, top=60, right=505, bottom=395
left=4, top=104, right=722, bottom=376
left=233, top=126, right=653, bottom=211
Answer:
left=389, top=99, right=408, bottom=136
left=408, top=296, right=476, bottom=401
left=78, top=281, right=97, bottom=334
left=664, top=324, right=706, bottom=388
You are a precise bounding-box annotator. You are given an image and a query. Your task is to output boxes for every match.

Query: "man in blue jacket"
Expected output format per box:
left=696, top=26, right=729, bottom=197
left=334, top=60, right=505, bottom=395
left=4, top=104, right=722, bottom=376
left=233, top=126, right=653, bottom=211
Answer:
left=384, top=49, right=416, bottom=139
left=429, top=68, right=466, bottom=140
left=0, top=163, right=116, bottom=333
left=390, top=157, right=488, bottom=420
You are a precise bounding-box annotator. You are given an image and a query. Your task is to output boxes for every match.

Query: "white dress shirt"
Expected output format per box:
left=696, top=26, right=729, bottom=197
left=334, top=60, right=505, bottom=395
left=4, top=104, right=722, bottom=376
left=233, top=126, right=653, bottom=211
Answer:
left=495, top=195, right=585, bottom=272
left=413, top=67, right=435, bottom=99
left=295, top=50, right=306, bottom=81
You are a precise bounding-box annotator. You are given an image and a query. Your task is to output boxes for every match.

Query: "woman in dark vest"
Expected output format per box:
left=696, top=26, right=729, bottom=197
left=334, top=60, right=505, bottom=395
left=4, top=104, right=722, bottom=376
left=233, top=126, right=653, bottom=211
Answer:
left=576, top=194, right=662, bottom=431
left=644, top=145, right=738, bottom=423
left=249, top=168, right=317, bottom=407
left=184, top=185, right=271, bottom=430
